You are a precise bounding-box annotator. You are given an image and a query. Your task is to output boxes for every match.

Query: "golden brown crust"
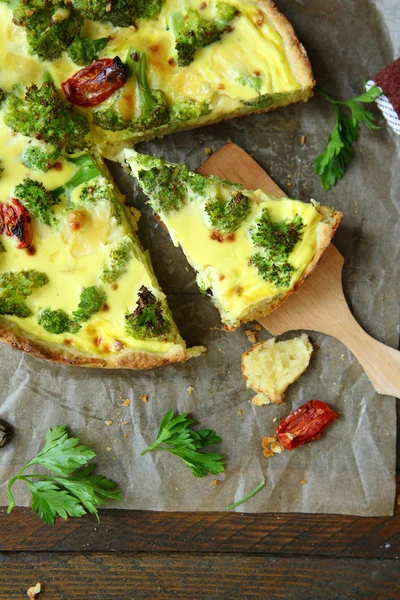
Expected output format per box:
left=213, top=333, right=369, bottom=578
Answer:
left=0, top=319, right=189, bottom=369
left=225, top=209, right=342, bottom=330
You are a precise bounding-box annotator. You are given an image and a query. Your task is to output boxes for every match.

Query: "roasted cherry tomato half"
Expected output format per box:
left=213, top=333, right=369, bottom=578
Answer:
left=276, top=400, right=337, bottom=450
left=62, top=57, right=129, bottom=107
left=0, top=199, right=32, bottom=249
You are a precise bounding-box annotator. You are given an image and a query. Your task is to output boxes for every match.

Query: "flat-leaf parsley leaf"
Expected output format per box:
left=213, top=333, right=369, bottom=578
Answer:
left=141, top=410, right=225, bottom=478
left=7, top=425, right=122, bottom=524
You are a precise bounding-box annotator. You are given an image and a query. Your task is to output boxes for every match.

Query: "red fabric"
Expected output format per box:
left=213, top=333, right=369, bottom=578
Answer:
left=374, top=57, right=400, bottom=117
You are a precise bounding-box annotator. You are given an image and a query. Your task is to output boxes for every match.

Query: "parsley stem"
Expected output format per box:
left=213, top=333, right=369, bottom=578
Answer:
left=6, top=464, right=30, bottom=513
left=226, top=478, right=266, bottom=510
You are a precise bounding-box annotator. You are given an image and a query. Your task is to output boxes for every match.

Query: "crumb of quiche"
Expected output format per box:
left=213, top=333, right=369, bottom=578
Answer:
left=105, top=420, right=113, bottom=426
left=211, top=479, right=220, bottom=487
left=262, top=436, right=277, bottom=448
left=140, top=394, right=149, bottom=403
left=237, top=409, right=243, bottom=416
left=27, top=583, right=41, bottom=599
left=205, top=147, right=212, bottom=155
left=270, top=441, right=285, bottom=454
left=245, top=329, right=257, bottom=343
left=187, top=386, right=194, bottom=394
left=301, top=479, right=307, bottom=485
left=122, top=399, right=131, bottom=407
left=300, top=135, right=306, bottom=144
left=263, top=447, right=274, bottom=458
left=255, top=324, right=262, bottom=331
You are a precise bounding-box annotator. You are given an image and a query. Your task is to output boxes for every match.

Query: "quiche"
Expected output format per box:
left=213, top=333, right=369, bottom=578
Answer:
left=0, top=117, right=202, bottom=367
left=0, top=0, right=314, bottom=159
left=124, top=150, right=342, bottom=330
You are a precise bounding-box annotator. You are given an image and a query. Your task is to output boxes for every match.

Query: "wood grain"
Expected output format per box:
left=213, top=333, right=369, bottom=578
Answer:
left=1, top=504, right=399, bottom=558
left=1, top=552, right=399, bottom=600
left=199, top=142, right=400, bottom=397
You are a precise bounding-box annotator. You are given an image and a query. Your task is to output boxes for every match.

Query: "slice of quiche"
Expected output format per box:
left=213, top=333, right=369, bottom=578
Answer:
left=124, top=150, right=342, bottom=330
left=0, top=0, right=314, bottom=158
left=0, top=110, right=200, bottom=368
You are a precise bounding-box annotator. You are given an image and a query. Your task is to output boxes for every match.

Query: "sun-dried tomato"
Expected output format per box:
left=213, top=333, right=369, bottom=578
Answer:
left=0, top=199, right=32, bottom=249
left=276, top=400, right=337, bottom=450
left=62, top=57, right=129, bottom=107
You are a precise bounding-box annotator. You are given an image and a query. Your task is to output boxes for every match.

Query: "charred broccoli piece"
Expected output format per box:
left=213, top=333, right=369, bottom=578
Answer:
left=100, top=237, right=135, bottom=284
left=205, top=191, right=250, bottom=233
left=0, top=270, right=49, bottom=318
left=71, top=0, right=135, bottom=27
left=171, top=6, right=236, bottom=67
left=170, top=98, right=210, bottom=123
left=21, top=140, right=60, bottom=172
left=39, top=308, right=81, bottom=334
left=14, top=178, right=60, bottom=226
left=125, top=285, right=171, bottom=340
left=67, top=36, right=109, bottom=66
left=249, top=209, right=304, bottom=287
left=13, top=0, right=83, bottom=61
left=3, top=82, right=90, bottom=155
left=127, top=49, right=169, bottom=131
left=72, top=286, right=106, bottom=322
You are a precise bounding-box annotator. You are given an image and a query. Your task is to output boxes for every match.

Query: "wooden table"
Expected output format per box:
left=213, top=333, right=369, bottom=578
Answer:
left=1, top=475, right=399, bottom=599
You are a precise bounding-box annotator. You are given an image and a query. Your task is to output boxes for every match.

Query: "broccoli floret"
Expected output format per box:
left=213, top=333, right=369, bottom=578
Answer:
left=243, top=92, right=288, bottom=109
left=39, top=308, right=81, bottom=334
left=13, top=0, right=83, bottom=61
left=125, top=285, right=171, bottom=340
left=92, top=94, right=130, bottom=131
left=205, top=191, right=250, bottom=233
left=14, top=178, right=60, bottom=226
left=100, top=237, right=135, bottom=284
left=79, top=179, right=123, bottom=224
left=0, top=88, right=5, bottom=104
left=128, top=49, right=169, bottom=131
left=0, top=270, right=49, bottom=317
left=0, top=242, right=5, bottom=254
left=21, top=140, right=60, bottom=172
left=170, top=98, right=210, bottom=123
left=72, top=286, right=106, bottom=322
left=3, top=82, right=90, bottom=154
left=53, top=153, right=101, bottom=198
left=72, top=0, right=135, bottom=27
left=215, top=2, right=238, bottom=25
left=249, top=209, right=304, bottom=287
left=135, top=0, right=163, bottom=19
left=67, top=36, right=109, bottom=66
left=236, top=75, right=262, bottom=92
left=172, top=7, right=236, bottom=67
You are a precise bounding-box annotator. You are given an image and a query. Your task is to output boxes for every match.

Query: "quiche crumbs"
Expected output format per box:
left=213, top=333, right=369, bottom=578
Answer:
left=140, top=394, right=149, bottom=403
left=187, top=386, right=195, bottom=394
left=122, top=399, right=131, bottom=407
left=211, top=479, right=220, bottom=487
left=245, top=329, right=258, bottom=343
left=205, top=147, right=212, bottom=155
left=262, top=435, right=285, bottom=458
left=104, top=420, right=113, bottom=426
left=27, top=583, right=41, bottom=599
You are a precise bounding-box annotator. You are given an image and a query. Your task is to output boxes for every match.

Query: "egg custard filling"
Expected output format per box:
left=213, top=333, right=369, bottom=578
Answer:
left=124, top=150, right=341, bottom=330
left=0, top=0, right=314, bottom=159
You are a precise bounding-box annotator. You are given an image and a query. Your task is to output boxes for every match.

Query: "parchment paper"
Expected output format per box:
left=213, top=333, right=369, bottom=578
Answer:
left=0, top=0, right=399, bottom=516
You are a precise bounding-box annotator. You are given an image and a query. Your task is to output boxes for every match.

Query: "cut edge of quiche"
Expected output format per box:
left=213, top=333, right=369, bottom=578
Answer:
left=123, top=150, right=342, bottom=331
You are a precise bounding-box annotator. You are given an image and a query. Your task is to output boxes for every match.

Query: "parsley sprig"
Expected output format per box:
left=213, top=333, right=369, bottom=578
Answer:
left=7, top=425, right=122, bottom=524
left=314, top=84, right=381, bottom=191
left=141, top=410, right=225, bottom=477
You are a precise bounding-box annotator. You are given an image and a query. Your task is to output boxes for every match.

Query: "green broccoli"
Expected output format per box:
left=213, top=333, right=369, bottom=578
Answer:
left=72, top=286, right=107, bottom=322
left=171, top=6, right=236, bottom=67
left=169, top=98, right=210, bottom=123
left=249, top=209, right=304, bottom=287
left=14, top=178, right=60, bottom=226
left=236, top=75, right=262, bottom=92
left=0, top=270, right=49, bottom=318
left=243, top=92, right=288, bottom=109
left=71, top=0, right=135, bottom=27
left=100, top=237, right=135, bottom=284
left=53, top=153, right=101, bottom=198
left=135, top=0, right=163, bottom=19
left=92, top=94, right=130, bottom=132
left=39, top=308, right=81, bottom=334
left=205, top=191, right=251, bottom=233
left=21, top=140, right=60, bottom=172
left=125, top=285, right=171, bottom=340
left=0, top=241, right=6, bottom=254
left=79, top=179, right=123, bottom=224
left=128, top=49, right=169, bottom=131
left=67, top=36, right=109, bottom=66
left=0, top=88, right=5, bottom=103
left=13, top=0, right=83, bottom=61
left=3, top=82, right=90, bottom=155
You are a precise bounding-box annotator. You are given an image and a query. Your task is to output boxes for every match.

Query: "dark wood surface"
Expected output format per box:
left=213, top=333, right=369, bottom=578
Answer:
left=1, top=483, right=399, bottom=599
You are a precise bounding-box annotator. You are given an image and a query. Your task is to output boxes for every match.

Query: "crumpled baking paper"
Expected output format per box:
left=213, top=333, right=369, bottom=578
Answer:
left=0, top=0, right=398, bottom=516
